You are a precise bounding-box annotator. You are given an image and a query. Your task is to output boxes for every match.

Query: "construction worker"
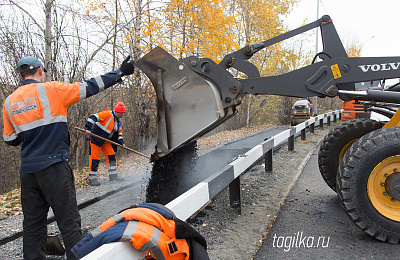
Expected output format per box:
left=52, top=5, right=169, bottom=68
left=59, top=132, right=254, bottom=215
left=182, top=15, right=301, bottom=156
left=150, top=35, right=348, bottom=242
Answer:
left=72, top=203, right=209, bottom=260
left=85, top=102, right=127, bottom=186
left=2, top=55, right=135, bottom=259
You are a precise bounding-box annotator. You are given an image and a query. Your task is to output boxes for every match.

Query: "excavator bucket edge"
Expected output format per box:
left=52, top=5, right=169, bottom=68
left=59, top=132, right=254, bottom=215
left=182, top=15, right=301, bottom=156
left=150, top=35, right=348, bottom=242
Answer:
left=136, top=47, right=230, bottom=160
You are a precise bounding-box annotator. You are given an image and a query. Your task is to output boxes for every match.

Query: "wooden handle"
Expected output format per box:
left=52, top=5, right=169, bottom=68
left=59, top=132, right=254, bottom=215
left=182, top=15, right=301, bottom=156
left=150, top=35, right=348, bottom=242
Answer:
left=75, top=127, right=150, bottom=159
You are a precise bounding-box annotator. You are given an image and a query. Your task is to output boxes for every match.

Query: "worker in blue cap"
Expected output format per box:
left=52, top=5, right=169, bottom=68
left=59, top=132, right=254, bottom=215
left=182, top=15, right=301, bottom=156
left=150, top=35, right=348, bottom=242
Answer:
left=3, top=55, right=135, bottom=259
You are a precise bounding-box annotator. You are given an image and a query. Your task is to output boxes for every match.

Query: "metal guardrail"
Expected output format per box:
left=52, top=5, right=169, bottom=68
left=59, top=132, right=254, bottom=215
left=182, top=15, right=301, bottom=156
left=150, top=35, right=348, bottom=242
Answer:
left=83, top=110, right=342, bottom=259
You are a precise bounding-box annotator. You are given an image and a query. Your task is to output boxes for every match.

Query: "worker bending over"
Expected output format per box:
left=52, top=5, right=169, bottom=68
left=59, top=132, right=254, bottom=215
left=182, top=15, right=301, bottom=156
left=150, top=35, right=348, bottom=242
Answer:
left=2, top=55, right=135, bottom=259
left=85, top=102, right=127, bottom=186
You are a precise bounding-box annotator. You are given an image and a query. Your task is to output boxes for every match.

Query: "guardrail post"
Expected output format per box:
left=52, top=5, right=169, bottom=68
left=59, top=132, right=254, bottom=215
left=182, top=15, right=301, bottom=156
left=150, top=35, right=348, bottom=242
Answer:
left=265, top=149, right=273, bottom=173
left=229, top=176, right=242, bottom=215
left=319, top=118, right=324, bottom=130
left=301, top=128, right=306, bottom=140
left=288, top=128, right=295, bottom=151
left=333, top=113, right=337, bottom=123
left=327, top=115, right=331, bottom=126
left=339, top=111, right=342, bottom=121
left=310, top=122, right=315, bottom=134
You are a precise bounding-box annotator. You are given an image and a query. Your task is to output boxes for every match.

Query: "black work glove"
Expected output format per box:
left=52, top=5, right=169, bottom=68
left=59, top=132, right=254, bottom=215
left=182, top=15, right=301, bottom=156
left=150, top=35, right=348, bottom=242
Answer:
left=119, top=55, right=135, bottom=76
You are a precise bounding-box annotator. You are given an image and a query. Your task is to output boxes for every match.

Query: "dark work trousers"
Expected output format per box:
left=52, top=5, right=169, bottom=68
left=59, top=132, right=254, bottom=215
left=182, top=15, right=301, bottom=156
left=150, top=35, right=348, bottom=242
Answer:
left=20, top=161, right=82, bottom=260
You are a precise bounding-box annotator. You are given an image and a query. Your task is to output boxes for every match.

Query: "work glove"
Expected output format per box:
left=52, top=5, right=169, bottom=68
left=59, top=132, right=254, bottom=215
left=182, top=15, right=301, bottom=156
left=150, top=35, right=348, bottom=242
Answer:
left=119, top=55, right=135, bottom=76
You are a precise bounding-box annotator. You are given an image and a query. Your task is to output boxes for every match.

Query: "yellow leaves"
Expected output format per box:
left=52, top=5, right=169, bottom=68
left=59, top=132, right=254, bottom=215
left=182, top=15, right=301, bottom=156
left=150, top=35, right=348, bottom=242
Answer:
left=159, top=0, right=237, bottom=60
left=346, top=39, right=363, bottom=57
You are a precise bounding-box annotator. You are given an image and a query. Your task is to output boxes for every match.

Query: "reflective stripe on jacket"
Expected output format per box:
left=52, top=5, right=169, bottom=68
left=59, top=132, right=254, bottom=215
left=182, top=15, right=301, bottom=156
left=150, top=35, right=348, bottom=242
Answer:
left=72, top=207, right=190, bottom=260
left=2, top=70, right=123, bottom=173
left=85, top=110, right=123, bottom=147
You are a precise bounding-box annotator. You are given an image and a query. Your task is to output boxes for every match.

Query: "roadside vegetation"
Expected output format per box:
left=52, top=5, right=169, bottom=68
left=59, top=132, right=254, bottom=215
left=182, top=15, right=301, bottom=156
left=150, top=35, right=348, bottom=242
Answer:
left=0, top=0, right=346, bottom=199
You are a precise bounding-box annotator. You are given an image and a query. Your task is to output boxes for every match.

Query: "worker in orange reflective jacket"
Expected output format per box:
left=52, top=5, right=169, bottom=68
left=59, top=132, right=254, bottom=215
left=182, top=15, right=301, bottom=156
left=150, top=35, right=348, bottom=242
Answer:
left=85, top=102, right=127, bottom=186
left=72, top=203, right=209, bottom=260
left=2, top=55, right=135, bottom=260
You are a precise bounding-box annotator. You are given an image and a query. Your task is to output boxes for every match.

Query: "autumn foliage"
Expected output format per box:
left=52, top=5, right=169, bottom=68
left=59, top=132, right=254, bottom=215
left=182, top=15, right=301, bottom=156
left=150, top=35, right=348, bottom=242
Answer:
left=1, top=0, right=342, bottom=194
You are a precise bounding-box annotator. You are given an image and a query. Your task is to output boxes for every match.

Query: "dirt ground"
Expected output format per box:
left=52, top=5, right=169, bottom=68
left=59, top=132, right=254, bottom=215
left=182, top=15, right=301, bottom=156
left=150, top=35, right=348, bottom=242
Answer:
left=187, top=124, right=335, bottom=260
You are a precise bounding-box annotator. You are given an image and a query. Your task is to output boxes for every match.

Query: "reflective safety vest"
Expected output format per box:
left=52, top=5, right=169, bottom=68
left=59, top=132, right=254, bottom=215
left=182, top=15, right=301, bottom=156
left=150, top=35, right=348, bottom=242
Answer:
left=72, top=203, right=209, bottom=260
left=85, top=110, right=123, bottom=147
left=2, top=70, right=123, bottom=173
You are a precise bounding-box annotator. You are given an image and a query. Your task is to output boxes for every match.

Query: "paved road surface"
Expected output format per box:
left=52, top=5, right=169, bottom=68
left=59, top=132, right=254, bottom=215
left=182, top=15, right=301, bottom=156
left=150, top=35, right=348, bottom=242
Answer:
left=254, top=146, right=400, bottom=260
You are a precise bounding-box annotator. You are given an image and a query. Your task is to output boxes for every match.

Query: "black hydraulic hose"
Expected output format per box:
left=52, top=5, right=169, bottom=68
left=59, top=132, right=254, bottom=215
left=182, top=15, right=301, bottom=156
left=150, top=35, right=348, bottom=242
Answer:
left=367, top=90, right=400, bottom=104
left=311, top=52, right=332, bottom=64
left=339, top=90, right=400, bottom=104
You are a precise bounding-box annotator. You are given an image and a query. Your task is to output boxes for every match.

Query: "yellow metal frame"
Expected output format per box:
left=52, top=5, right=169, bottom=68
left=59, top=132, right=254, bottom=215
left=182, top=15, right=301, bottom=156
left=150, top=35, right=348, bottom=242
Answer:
left=338, top=140, right=357, bottom=165
left=383, top=107, right=400, bottom=128
left=367, top=155, right=400, bottom=222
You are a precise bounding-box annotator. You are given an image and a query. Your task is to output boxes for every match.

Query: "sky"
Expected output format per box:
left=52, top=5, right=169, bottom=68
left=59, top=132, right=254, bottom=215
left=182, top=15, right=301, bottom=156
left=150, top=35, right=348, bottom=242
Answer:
left=286, top=0, right=400, bottom=57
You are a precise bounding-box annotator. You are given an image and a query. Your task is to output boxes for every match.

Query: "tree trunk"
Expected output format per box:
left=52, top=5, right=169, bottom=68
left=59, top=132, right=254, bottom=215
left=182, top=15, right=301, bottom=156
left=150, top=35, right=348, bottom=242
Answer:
left=44, top=0, right=52, bottom=81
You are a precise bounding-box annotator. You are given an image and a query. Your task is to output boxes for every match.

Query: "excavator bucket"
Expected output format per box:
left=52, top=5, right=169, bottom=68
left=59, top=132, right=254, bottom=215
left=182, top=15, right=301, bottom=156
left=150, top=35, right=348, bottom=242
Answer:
left=136, top=47, right=234, bottom=159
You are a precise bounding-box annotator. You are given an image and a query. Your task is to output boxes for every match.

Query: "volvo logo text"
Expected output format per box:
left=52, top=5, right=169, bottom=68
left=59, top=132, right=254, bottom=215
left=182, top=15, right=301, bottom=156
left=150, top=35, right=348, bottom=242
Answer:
left=359, top=62, right=400, bottom=72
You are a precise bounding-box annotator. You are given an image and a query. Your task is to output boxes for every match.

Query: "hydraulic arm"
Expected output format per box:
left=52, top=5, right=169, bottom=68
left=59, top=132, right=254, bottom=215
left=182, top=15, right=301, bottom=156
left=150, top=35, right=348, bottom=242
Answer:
left=136, top=15, right=400, bottom=159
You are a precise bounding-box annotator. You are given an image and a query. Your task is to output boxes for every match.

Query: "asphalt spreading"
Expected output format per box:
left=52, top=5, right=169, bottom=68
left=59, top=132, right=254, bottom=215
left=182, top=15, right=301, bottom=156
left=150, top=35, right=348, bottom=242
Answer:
left=146, top=141, right=198, bottom=204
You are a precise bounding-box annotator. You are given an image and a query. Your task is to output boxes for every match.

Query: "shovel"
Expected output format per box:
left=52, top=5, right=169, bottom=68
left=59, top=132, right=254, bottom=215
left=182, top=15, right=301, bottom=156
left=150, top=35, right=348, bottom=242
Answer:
left=75, top=127, right=150, bottom=159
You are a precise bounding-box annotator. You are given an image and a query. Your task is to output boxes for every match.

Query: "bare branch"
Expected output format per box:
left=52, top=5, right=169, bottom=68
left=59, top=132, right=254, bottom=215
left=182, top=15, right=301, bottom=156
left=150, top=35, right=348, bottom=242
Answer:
left=8, top=0, right=45, bottom=33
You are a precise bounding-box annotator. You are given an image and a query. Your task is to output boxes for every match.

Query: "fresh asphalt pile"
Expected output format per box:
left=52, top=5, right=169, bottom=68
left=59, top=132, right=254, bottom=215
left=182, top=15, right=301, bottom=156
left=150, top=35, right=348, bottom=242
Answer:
left=0, top=124, right=334, bottom=259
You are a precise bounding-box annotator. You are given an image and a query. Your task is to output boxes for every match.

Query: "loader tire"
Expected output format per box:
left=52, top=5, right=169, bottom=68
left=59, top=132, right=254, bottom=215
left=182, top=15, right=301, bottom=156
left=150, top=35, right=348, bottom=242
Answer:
left=318, top=118, right=383, bottom=191
left=337, top=127, right=400, bottom=243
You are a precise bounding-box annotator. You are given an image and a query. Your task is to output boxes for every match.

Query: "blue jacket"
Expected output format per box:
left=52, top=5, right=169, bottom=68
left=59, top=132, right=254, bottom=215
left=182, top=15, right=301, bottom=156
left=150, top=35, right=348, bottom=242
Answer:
left=85, top=110, right=124, bottom=147
left=3, top=69, right=124, bottom=173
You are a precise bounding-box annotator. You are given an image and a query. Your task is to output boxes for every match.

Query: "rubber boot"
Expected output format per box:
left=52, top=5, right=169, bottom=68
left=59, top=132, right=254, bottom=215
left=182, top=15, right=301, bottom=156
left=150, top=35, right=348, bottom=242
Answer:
left=109, top=174, right=124, bottom=182
left=89, top=178, right=100, bottom=186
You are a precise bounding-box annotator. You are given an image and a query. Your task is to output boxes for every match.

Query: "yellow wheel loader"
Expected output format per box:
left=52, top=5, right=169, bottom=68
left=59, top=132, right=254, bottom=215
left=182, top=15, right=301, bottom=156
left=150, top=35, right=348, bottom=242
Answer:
left=136, top=15, right=400, bottom=243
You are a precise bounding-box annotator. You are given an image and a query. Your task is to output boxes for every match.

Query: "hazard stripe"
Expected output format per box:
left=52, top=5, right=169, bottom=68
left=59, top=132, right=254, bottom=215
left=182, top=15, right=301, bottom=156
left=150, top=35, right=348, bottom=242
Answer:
left=139, top=227, right=165, bottom=260
left=89, top=172, right=97, bottom=179
left=87, top=118, right=96, bottom=125
left=4, top=96, right=18, bottom=134
left=120, top=221, right=139, bottom=242
left=112, top=214, right=124, bottom=224
left=91, top=227, right=102, bottom=238
left=95, top=75, right=105, bottom=92
left=37, top=83, right=51, bottom=118
left=95, top=113, right=114, bottom=134
left=3, top=132, right=18, bottom=142
left=79, top=82, right=87, bottom=100
left=4, top=87, right=67, bottom=134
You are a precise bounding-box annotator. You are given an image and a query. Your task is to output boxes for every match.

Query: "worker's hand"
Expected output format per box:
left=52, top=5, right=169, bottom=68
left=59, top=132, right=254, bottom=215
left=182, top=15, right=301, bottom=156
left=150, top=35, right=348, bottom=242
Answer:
left=122, top=144, right=126, bottom=148
left=119, top=55, right=135, bottom=76
left=85, top=130, right=91, bottom=136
